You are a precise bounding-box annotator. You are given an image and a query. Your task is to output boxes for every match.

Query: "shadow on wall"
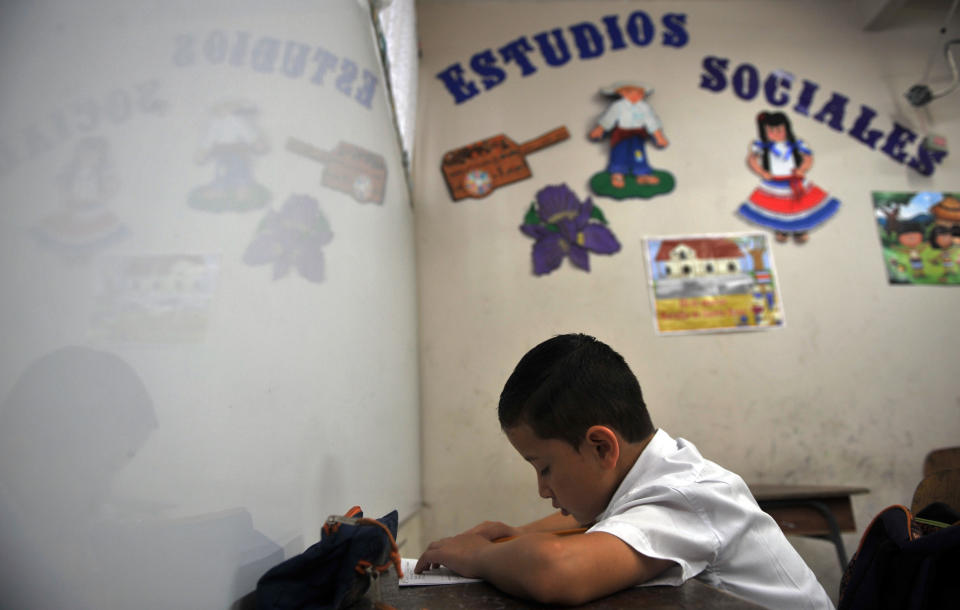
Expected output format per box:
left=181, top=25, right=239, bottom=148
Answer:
left=0, top=346, right=282, bottom=610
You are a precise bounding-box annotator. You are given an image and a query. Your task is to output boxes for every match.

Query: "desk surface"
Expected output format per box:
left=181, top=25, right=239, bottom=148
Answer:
left=748, top=482, right=869, bottom=571
left=747, top=483, right=869, bottom=535
left=371, top=576, right=763, bottom=609
left=749, top=484, right=870, bottom=502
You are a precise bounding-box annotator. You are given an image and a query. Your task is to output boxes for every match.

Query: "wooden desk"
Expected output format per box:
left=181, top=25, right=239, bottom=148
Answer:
left=371, top=576, right=763, bottom=609
left=749, top=483, right=869, bottom=571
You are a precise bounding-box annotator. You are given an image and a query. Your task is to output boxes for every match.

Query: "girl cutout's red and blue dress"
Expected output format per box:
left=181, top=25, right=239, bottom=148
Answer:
left=738, top=139, right=840, bottom=234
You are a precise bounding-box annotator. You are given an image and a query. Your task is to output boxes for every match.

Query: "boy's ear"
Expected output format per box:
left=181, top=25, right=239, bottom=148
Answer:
left=584, top=425, right=620, bottom=469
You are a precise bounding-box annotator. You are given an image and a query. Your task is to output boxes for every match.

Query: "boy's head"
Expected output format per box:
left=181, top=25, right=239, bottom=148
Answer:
left=930, top=225, right=952, bottom=249
left=498, top=333, right=654, bottom=449
left=898, top=221, right=924, bottom=247
left=499, top=334, right=655, bottom=524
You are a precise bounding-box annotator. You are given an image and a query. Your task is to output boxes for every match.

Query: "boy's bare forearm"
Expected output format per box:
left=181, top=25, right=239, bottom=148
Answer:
left=474, top=532, right=651, bottom=605
left=473, top=533, right=592, bottom=603
left=415, top=532, right=571, bottom=600
left=416, top=529, right=671, bottom=605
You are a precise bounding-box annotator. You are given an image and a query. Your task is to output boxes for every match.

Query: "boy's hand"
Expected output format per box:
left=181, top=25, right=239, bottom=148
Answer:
left=463, top=520, right=521, bottom=541
left=413, top=533, right=491, bottom=577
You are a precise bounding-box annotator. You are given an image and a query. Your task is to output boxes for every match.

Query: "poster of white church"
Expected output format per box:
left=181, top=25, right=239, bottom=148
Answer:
left=643, top=233, right=785, bottom=335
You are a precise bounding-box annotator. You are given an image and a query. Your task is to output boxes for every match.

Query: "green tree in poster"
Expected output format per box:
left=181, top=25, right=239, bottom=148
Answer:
left=873, top=191, right=913, bottom=246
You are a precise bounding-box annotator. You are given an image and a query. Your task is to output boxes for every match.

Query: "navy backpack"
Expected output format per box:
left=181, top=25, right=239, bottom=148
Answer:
left=838, top=502, right=960, bottom=610
left=255, top=507, right=401, bottom=610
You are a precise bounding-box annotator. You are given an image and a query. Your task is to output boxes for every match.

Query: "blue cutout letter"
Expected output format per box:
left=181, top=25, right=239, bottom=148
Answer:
left=699, top=56, right=729, bottom=92
left=570, top=23, right=604, bottom=59
left=661, top=13, right=689, bottom=48
left=732, top=63, right=759, bottom=100
left=499, top=37, right=538, bottom=76
left=436, top=63, right=480, bottom=104
left=470, top=49, right=507, bottom=89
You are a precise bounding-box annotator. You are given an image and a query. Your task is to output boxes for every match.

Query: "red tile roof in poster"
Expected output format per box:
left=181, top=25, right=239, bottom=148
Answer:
left=654, top=238, right=743, bottom=262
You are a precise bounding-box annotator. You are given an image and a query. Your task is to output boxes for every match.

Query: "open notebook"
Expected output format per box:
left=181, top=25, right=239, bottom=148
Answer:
left=398, top=558, right=482, bottom=586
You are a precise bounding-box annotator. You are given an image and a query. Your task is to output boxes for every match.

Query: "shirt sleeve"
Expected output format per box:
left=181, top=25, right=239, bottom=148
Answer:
left=588, top=489, right=719, bottom=586
left=596, top=99, right=625, bottom=131
left=641, top=102, right=663, bottom=133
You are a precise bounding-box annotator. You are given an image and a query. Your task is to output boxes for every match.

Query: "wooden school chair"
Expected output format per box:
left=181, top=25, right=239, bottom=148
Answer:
left=910, top=468, right=960, bottom=515
left=923, top=446, right=960, bottom=477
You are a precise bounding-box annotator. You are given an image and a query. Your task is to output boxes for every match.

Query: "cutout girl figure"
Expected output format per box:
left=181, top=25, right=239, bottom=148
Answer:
left=33, top=137, right=128, bottom=259
left=737, top=111, right=839, bottom=243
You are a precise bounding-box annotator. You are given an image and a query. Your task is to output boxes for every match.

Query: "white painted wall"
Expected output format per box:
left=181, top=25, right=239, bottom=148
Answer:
left=413, top=0, right=960, bottom=604
left=0, top=1, right=420, bottom=608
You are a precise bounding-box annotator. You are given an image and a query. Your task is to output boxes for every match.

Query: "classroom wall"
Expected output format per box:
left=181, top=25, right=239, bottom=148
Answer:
left=413, top=0, right=960, bottom=602
left=0, top=2, right=420, bottom=608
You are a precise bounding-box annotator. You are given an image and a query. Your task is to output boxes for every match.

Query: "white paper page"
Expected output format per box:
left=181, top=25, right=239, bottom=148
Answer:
left=398, top=558, right=482, bottom=586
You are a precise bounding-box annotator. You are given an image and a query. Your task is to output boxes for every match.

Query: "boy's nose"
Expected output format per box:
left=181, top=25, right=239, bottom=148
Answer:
left=537, top=478, right=551, bottom=499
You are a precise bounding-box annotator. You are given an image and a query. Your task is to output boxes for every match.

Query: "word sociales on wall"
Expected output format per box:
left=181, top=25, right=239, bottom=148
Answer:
left=436, top=11, right=689, bottom=104
left=699, top=56, right=947, bottom=177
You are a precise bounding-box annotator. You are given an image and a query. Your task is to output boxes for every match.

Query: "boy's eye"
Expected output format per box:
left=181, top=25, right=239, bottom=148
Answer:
left=539, top=466, right=550, bottom=476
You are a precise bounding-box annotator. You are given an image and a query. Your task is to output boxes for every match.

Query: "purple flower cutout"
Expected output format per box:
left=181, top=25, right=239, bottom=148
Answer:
left=243, top=194, right=333, bottom=283
left=520, top=184, right=621, bottom=275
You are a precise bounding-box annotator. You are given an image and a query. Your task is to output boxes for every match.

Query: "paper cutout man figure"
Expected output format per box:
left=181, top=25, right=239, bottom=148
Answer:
left=588, top=81, right=674, bottom=199
left=188, top=101, right=271, bottom=213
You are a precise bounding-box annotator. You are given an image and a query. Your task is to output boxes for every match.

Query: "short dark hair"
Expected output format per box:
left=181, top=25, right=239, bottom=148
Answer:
left=498, top=334, right=654, bottom=448
left=930, top=224, right=951, bottom=248
left=898, top=221, right=923, bottom=235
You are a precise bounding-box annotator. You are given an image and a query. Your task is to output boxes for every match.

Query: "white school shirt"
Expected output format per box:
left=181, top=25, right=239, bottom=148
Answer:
left=596, top=98, right=662, bottom=133
left=589, top=429, right=833, bottom=610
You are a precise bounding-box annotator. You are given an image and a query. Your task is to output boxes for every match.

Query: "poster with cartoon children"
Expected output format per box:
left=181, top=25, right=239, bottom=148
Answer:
left=874, top=191, right=960, bottom=285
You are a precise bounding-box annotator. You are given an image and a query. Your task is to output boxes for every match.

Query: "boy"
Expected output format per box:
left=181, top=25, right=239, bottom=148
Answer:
left=415, top=334, right=833, bottom=608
